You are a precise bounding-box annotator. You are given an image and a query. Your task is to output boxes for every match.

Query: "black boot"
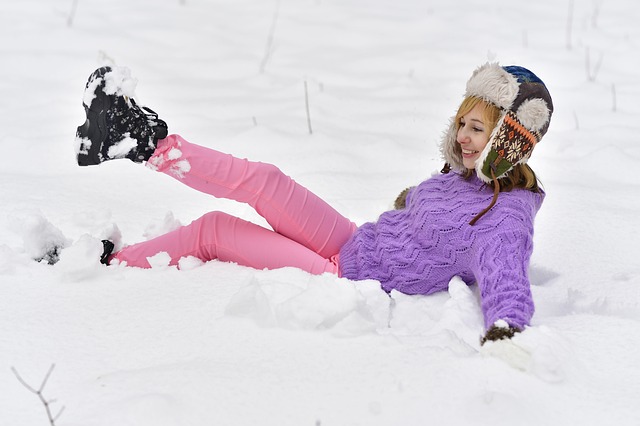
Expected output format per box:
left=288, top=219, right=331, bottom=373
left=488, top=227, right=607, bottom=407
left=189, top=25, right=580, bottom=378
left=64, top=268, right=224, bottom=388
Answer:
left=100, top=240, right=115, bottom=265
left=75, top=66, right=168, bottom=166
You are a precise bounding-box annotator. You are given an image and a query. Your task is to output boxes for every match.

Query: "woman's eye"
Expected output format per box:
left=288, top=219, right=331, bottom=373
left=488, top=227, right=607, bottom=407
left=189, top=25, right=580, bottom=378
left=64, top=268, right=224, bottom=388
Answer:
left=473, top=127, right=484, bottom=133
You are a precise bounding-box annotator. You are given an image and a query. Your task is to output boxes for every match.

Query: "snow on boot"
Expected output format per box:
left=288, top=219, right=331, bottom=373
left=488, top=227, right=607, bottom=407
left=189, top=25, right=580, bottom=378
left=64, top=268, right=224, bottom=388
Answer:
left=75, top=66, right=168, bottom=166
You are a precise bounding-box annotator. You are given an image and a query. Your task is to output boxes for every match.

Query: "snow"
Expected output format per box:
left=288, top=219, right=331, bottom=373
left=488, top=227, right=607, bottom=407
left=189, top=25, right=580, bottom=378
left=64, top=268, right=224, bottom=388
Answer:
left=1, top=0, right=640, bottom=425
left=106, top=134, right=138, bottom=159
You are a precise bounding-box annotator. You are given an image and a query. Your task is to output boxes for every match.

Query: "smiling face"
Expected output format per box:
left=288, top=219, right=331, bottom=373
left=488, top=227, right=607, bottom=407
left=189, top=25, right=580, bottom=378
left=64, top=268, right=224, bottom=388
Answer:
left=456, top=100, right=495, bottom=170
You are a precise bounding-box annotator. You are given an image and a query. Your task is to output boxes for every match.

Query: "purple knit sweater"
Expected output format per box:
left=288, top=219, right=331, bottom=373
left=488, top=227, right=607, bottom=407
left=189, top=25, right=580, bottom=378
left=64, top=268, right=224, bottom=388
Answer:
left=338, top=171, right=544, bottom=330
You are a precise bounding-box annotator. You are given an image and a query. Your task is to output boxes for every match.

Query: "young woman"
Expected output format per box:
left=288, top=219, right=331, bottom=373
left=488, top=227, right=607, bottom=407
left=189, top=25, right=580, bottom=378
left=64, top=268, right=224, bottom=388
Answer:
left=75, top=63, right=553, bottom=343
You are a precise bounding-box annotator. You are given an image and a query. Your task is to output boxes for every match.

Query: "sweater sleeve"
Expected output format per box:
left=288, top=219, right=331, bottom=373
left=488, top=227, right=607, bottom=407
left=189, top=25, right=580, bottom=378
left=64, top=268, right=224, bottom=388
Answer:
left=473, top=226, right=535, bottom=330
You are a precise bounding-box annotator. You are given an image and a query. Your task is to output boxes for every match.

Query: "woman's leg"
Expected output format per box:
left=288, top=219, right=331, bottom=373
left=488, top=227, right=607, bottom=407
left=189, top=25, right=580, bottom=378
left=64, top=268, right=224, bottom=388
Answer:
left=112, top=211, right=340, bottom=274
left=146, top=134, right=357, bottom=259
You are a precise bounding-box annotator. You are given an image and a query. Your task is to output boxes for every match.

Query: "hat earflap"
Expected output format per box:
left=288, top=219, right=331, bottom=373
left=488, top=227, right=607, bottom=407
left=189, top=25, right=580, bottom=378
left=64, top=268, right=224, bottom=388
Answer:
left=474, top=112, right=506, bottom=183
left=476, top=109, right=544, bottom=182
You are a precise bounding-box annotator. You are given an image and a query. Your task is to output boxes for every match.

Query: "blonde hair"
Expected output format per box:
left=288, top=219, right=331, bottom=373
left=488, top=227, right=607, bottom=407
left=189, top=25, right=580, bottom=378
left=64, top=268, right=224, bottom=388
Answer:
left=451, top=96, right=540, bottom=192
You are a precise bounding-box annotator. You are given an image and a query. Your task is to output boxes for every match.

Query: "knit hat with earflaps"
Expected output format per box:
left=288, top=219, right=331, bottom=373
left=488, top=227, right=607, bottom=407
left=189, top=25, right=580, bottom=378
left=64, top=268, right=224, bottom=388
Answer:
left=440, top=62, right=553, bottom=224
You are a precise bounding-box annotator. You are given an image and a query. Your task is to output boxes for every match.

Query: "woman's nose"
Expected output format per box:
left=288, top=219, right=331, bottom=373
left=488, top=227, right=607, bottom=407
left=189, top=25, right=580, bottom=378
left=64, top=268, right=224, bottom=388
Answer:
left=457, top=128, right=470, bottom=144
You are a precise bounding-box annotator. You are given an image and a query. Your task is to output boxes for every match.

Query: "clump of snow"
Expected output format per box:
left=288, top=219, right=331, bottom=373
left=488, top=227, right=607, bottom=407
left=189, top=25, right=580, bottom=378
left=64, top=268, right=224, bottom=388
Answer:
left=97, top=223, right=123, bottom=251
left=83, top=75, right=103, bottom=107
left=75, top=135, right=91, bottom=156
left=142, top=211, right=183, bottom=240
left=481, top=325, right=578, bottom=383
left=147, top=251, right=172, bottom=269
left=166, top=159, right=191, bottom=178
left=145, top=145, right=191, bottom=178
left=389, top=277, right=485, bottom=354
left=225, top=269, right=389, bottom=336
left=107, top=134, right=138, bottom=159
left=178, top=256, right=204, bottom=270
left=54, top=234, right=105, bottom=281
left=167, top=148, right=182, bottom=160
left=81, top=66, right=137, bottom=109
left=103, top=66, right=138, bottom=99
left=9, top=211, right=71, bottom=263
left=493, top=319, right=510, bottom=329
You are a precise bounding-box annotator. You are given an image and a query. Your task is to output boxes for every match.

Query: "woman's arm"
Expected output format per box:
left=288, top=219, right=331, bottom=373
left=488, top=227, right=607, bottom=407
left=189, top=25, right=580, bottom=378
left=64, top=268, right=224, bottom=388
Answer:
left=474, top=227, right=536, bottom=341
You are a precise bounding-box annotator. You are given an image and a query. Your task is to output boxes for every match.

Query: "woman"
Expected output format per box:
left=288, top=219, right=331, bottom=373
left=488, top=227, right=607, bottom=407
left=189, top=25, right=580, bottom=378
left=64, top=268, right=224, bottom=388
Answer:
left=75, top=63, right=553, bottom=343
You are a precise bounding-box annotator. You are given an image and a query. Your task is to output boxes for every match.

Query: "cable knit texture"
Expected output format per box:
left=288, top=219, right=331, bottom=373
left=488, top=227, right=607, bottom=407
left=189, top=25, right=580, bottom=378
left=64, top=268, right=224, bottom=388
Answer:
left=339, top=172, right=544, bottom=329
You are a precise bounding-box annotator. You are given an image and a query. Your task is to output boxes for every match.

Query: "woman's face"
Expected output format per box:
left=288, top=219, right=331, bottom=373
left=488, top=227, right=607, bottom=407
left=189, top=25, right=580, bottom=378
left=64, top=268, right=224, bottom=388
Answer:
left=457, top=102, right=491, bottom=170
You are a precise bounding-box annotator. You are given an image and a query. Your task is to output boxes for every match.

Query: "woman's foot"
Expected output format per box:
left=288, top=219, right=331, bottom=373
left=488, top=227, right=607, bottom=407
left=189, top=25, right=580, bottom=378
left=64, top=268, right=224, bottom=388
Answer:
left=100, top=240, right=115, bottom=265
left=75, top=66, right=168, bottom=166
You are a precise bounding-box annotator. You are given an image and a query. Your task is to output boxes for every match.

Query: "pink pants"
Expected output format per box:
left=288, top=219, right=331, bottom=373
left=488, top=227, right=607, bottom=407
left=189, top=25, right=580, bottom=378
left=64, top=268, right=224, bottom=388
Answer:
left=111, top=135, right=358, bottom=275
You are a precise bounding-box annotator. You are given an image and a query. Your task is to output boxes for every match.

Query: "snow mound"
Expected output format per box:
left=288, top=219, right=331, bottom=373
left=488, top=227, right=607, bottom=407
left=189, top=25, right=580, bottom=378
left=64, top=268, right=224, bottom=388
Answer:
left=482, top=324, right=580, bottom=383
left=389, top=277, right=485, bottom=353
left=54, top=234, right=107, bottom=281
left=225, top=269, right=391, bottom=336
left=9, top=211, right=71, bottom=264
left=142, top=211, right=183, bottom=240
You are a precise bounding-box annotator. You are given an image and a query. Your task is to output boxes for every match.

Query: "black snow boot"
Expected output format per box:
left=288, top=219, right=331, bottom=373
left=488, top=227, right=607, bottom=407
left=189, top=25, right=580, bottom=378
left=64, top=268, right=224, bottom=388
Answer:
left=100, top=240, right=115, bottom=265
left=75, top=66, right=168, bottom=166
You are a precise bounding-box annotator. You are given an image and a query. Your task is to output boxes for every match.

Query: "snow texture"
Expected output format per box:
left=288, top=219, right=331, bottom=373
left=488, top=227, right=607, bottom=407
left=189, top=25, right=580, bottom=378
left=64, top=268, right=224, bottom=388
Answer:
left=1, top=0, right=640, bottom=425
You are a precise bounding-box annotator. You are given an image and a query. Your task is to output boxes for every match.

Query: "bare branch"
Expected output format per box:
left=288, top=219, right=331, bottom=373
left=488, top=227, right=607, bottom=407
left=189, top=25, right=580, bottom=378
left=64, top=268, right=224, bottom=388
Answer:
left=259, top=0, right=281, bottom=74
left=53, top=406, right=66, bottom=422
left=11, top=364, right=65, bottom=426
left=585, top=48, right=604, bottom=82
left=304, top=80, right=313, bottom=135
left=566, top=0, right=574, bottom=50
left=11, top=367, right=38, bottom=393
left=67, top=0, right=79, bottom=27
left=39, top=364, right=56, bottom=393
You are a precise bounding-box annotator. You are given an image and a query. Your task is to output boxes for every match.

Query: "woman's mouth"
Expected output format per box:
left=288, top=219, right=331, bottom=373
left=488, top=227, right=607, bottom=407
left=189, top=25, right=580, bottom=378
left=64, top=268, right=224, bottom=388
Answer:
left=461, top=148, right=479, bottom=157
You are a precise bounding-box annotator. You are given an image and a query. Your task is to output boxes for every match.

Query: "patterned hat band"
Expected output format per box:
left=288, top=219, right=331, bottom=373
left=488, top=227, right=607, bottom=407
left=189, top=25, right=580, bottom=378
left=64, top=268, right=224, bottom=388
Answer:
left=440, top=62, right=553, bottom=183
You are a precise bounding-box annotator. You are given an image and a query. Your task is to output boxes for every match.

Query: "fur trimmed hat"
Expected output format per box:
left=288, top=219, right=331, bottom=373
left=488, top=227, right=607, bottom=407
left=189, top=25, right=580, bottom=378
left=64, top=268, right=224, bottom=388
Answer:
left=440, top=63, right=553, bottom=183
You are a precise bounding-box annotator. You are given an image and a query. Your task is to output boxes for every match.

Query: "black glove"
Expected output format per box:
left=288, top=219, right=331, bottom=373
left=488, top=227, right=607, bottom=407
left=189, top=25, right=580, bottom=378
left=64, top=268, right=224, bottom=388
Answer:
left=481, top=324, right=521, bottom=345
left=394, top=187, right=414, bottom=210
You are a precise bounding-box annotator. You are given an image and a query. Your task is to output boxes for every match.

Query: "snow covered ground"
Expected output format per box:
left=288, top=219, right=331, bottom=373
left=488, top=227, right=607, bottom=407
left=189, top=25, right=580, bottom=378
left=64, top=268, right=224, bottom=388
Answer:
left=1, top=0, right=640, bottom=424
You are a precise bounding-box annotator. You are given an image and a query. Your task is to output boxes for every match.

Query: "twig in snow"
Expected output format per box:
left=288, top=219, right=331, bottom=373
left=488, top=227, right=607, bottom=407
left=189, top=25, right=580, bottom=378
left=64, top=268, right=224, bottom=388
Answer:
left=585, top=48, right=604, bottom=82
left=259, top=0, right=281, bottom=74
left=304, top=80, right=313, bottom=135
left=98, top=50, right=116, bottom=66
left=591, top=1, right=601, bottom=28
left=11, top=364, right=65, bottom=426
left=566, top=0, right=574, bottom=50
left=67, top=0, right=79, bottom=27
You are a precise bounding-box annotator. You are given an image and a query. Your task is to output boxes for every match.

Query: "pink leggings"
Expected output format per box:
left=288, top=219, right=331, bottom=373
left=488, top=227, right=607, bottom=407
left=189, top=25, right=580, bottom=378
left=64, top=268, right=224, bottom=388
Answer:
left=111, top=135, right=358, bottom=274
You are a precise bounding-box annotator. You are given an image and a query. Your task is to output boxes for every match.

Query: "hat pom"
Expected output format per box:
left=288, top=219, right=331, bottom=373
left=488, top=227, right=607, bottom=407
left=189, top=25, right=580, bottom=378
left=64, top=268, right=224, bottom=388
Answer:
left=516, top=98, right=551, bottom=132
left=465, top=63, right=519, bottom=110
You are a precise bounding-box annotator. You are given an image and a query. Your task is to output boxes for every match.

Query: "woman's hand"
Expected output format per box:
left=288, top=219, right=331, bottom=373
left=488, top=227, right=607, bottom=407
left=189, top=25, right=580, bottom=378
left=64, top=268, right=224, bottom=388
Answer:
left=481, top=323, right=521, bottom=345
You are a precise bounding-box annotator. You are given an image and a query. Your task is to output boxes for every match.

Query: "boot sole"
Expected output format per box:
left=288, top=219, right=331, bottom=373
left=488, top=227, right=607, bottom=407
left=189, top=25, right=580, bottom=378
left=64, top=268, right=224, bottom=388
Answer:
left=76, top=68, right=112, bottom=166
